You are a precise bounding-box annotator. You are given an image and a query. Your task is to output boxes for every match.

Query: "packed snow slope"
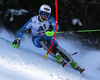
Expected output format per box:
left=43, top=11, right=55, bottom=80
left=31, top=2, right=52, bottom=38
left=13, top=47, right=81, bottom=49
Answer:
left=0, top=28, right=100, bottom=80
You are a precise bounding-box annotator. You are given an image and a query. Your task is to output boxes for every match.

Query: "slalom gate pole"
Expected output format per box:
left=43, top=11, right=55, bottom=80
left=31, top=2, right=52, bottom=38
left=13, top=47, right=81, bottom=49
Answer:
left=0, top=37, right=13, bottom=44
left=44, top=0, right=58, bottom=59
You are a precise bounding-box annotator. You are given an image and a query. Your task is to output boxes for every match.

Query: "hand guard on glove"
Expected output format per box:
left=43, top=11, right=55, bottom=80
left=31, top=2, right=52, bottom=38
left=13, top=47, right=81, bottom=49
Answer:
left=13, top=38, right=21, bottom=48
left=46, top=30, right=55, bottom=36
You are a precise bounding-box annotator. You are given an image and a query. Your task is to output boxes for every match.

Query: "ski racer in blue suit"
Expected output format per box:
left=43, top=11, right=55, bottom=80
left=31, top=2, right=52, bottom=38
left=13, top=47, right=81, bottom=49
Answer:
left=17, top=15, right=59, bottom=48
left=13, top=4, right=85, bottom=73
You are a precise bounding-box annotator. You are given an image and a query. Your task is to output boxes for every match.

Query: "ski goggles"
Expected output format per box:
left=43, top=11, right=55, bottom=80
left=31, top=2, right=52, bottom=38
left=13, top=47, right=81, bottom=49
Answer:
left=40, top=11, right=50, bottom=17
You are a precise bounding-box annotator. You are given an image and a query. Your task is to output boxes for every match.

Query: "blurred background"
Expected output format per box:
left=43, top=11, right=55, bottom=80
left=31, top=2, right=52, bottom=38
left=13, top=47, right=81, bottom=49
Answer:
left=0, top=0, right=100, bottom=49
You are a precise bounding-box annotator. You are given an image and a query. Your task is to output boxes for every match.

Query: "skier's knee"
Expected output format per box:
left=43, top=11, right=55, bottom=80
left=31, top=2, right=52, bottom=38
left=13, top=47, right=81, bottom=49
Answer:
left=32, top=37, right=43, bottom=48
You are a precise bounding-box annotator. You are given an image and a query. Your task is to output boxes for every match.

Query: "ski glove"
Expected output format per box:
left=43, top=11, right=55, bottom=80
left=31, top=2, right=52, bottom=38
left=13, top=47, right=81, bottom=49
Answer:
left=13, top=38, right=21, bottom=48
left=46, top=30, right=55, bottom=36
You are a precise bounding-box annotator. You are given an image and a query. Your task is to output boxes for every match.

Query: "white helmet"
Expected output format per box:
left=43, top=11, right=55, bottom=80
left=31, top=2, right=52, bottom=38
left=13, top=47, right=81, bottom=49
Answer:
left=39, top=4, right=51, bottom=21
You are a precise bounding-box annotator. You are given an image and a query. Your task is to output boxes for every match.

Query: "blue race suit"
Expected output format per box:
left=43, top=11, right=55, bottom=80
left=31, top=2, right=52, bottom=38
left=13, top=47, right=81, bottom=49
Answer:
left=17, top=15, right=59, bottom=48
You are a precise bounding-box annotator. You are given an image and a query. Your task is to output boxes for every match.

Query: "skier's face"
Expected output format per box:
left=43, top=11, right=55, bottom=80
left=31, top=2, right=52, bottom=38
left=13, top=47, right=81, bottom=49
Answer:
left=40, top=15, right=48, bottom=20
left=39, top=11, right=50, bottom=21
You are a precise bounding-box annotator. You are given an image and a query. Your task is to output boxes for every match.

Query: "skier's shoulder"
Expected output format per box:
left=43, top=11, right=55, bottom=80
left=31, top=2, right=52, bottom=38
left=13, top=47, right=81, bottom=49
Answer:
left=24, top=16, right=38, bottom=27
left=31, top=15, right=38, bottom=21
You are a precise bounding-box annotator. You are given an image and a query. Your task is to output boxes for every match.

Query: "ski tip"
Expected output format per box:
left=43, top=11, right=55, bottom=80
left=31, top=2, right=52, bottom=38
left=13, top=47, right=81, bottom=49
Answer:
left=80, top=69, right=85, bottom=74
left=62, top=62, right=67, bottom=67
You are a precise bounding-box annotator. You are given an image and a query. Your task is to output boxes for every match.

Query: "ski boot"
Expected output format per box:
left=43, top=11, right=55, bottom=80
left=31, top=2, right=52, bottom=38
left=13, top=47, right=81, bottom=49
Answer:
left=70, top=59, right=85, bottom=73
left=55, top=53, right=67, bottom=67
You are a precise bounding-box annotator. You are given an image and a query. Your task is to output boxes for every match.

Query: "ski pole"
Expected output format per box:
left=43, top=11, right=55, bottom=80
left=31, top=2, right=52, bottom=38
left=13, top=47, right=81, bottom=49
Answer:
left=0, top=37, right=19, bottom=48
left=65, top=29, right=100, bottom=33
left=46, top=29, right=100, bottom=37
left=69, top=52, right=77, bottom=56
left=0, top=37, right=13, bottom=44
left=77, top=29, right=100, bottom=32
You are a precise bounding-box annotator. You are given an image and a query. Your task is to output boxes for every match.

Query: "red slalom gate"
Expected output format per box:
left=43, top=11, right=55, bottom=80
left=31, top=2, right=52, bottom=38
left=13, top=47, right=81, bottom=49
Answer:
left=44, top=0, right=58, bottom=59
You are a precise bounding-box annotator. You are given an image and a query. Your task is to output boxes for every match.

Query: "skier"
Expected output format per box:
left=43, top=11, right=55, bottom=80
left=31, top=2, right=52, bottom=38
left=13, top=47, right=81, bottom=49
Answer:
left=13, top=4, right=85, bottom=73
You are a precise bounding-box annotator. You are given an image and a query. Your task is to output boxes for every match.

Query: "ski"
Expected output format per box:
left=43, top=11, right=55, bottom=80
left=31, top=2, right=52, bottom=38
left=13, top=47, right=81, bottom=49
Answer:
left=66, top=64, right=85, bottom=74
left=80, top=69, right=85, bottom=74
